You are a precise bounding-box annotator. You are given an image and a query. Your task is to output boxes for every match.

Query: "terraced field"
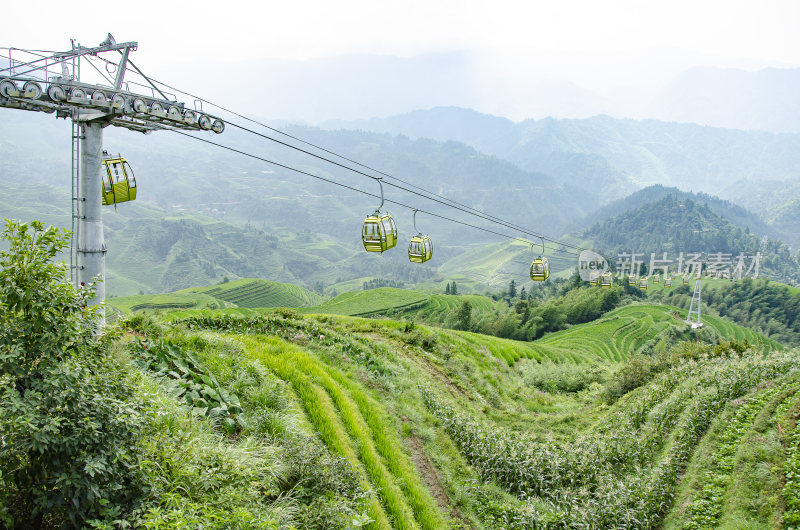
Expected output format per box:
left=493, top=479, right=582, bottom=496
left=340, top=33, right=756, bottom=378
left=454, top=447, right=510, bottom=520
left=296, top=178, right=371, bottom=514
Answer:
left=534, top=304, right=780, bottom=363
left=109, top=279, right=322, bottom=315
left=193, top=278, right=324, bottom=308
left=304, top=287, right=430, bottom=316
left=234, top=334, right=444, bottom=529
left=397, top=294, right=496, bottom=322
left=108, top=292, right=230, bottom=315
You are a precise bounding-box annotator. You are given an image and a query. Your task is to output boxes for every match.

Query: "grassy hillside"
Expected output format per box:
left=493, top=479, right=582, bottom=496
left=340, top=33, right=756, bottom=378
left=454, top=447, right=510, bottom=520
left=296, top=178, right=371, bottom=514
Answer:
left=12, top=214, right=800, bottom=527
left=117, top=297, right=795, bottom=528
left=436, top=239, right=579, bottom=289
left=188, top=278, right=324, bottom=308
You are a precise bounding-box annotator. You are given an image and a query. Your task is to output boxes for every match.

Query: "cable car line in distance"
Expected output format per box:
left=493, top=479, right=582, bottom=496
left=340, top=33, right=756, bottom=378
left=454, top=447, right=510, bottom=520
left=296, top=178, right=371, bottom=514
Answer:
left=223, top=120, right=589, bottom=255
left=164, top=127, right=581, bottom=259
left=133, top=73, right=600, bottom=256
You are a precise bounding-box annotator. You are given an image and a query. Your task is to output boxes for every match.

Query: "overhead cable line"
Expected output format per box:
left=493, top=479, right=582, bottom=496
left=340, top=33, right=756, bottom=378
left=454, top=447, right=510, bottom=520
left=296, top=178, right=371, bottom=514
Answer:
left=223, top=120, right=589, bottom=254
left=136, top=75, right=595, bottom=255
left=165, top=127, right=580, bottom=258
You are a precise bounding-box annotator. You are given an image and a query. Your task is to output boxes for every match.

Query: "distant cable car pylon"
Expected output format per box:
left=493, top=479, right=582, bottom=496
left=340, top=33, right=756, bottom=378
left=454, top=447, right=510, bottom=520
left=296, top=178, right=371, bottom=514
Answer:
left=686, top=278, right=704, bottom=328
left=0, top=34, right=226, bottom=325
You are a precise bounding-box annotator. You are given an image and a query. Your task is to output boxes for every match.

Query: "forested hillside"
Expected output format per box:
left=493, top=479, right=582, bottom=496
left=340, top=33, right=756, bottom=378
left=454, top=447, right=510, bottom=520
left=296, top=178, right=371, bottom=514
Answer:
left=583, top=195, right=800, bottom=283
left=571, top=184, right=777, bottom=239
left=650, top=278, right=800, bottom=346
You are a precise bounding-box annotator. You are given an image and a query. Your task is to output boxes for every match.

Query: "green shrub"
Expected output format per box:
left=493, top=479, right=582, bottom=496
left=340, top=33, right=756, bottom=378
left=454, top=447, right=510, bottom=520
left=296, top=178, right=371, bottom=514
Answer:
left=522, top=361, right=607, bottom=393
left=0, top=220, right=145, bottom=526
left=404, top=329, right=438, bottom=350
left=602, top=353, right=667, bottom=404
left=123, top=312, right=164, bottom=338
left=275, top=307, right=302, bottom=320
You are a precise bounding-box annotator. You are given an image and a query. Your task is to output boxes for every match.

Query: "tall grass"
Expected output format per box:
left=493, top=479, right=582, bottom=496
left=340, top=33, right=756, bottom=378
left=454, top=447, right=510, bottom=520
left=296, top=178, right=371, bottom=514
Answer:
left=238, top=335, right=445, bottom=529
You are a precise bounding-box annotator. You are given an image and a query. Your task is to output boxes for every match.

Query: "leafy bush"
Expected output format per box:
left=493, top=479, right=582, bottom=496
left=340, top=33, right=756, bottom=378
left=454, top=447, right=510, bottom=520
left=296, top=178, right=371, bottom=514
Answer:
left=522, top=361, right=607, bottom=393
left=127, top=339, right=245, bottom=433
left=0, top=220, right=145, bottom=526
left=602, top=353, right=669, bottom=404
left=123, top=311, right=164, bottom=338
left=404, top=329, right=438, bottom=350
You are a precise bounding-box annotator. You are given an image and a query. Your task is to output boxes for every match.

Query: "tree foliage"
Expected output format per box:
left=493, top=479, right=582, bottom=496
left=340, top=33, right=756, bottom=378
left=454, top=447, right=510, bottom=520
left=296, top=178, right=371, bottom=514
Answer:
left=0, top=220, right=144, bottom=527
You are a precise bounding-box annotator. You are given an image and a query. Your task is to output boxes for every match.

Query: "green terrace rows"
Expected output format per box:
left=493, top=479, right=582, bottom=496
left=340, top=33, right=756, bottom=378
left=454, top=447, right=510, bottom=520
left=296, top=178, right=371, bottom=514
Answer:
left=421, top=352, right=800, bottom=527
left=199, top=278, right=324, bottom=308
left=395, top=294, right=496, bottom=323
left=533, top=304, right=780, bottom=363
left=666, top=375, right=800, bottom=528
left=109, top=279, right=323, bottom=315
left=304, top=288, right=430, bottom=317
left=172, top=311, right=517, bottom=528
left=144, top=287, right=500, bottom=322
left=234, top=335, right=443, bottom=529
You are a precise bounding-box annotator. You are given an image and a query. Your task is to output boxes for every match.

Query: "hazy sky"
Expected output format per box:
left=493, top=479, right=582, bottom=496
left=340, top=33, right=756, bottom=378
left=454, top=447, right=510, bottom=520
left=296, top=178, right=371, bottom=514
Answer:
left=3, top=0, right=800, bottom=120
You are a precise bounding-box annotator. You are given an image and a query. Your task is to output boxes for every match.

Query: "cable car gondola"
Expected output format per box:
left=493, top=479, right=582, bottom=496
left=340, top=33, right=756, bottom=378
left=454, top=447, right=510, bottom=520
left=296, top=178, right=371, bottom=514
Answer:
left=629, top=276, right=638, bottom=287
left=664, top=277, right=672, bottom=288
left=408, top=209, right=433, bottom=263
left=683, top=276, right=690, bottom=285
left=653, top=273, right=660, bottom=284
left=362, top=177, right=398, bottom=253
left=101, top=151, right=137, bottom=207
left=600, top=272, right=613, bottom=288
left=638, top=277, right=649, bottom=291
left=530, top=239, right=550, bottom=281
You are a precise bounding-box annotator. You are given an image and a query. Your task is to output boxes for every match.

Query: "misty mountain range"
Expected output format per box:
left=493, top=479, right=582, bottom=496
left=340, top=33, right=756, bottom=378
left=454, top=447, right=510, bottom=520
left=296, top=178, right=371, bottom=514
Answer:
left=220, top=52, right=800, bottom=133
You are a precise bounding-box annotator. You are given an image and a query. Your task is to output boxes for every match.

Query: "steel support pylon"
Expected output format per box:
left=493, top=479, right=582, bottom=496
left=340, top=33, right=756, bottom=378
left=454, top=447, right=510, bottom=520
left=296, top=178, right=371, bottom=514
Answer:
left=686, top=278, right=703, bottom=329
left=77, top=121, right=106, bottom=324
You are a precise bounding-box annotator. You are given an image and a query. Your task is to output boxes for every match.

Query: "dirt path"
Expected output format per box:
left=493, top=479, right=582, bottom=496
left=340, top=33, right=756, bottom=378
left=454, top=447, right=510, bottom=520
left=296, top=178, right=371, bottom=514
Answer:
left=403, top=418, right=472, bottom=528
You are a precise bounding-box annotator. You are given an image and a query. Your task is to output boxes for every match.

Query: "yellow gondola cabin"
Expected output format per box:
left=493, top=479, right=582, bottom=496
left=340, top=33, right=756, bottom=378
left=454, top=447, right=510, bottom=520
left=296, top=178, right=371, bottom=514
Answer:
left=529, top=239, right=550, bottom=281
left=530, top=258, right=550, bottom=281
left=101, top=151, right=137, bottom=206
left=408, top=209, right=433, bottom=263
left=600, top=272, right=613, bottom=288
left=362, top=177, right=397, bottom=253
left=408, top=235, right=432, bottom=263
left=362, top=213, right=397, bottom=253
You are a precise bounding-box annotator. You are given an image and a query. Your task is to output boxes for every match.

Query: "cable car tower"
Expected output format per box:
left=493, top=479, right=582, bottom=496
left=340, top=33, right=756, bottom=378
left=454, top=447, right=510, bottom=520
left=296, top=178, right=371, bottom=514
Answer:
left=685, top=278, right=703, bottom=329
left=0, top=34, right=225, bottom=324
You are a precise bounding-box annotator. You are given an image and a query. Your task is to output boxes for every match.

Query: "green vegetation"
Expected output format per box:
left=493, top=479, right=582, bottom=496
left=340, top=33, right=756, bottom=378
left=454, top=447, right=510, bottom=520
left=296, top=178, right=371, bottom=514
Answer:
left=535, top=303, right=779, bottom=364
left=666, top=376, right=800, bottom=528
left=0, top=220, right=145, bottom=526
left=422, top=350, right=800, bottom=527
left=127, top=338, right=245, bottom=433
left=196, top=278, right=324, bottom=308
